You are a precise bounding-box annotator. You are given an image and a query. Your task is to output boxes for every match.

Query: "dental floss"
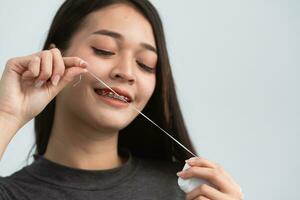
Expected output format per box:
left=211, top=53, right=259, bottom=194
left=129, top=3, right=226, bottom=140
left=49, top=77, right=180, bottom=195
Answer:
left=73, top=70, right=208, bottom=193
left=87, top=71, right=198, bottom=158
left=72, top=73, right=82, bottom=87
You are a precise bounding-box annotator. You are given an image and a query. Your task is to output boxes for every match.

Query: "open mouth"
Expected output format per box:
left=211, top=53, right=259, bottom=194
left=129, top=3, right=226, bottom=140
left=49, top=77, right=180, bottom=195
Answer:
left=94, top=88, right=132, bottom=104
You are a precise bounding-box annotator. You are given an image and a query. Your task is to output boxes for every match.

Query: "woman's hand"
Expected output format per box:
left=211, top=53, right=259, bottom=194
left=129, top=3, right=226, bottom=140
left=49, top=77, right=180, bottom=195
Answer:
left=177, top=157, right=244, bottom=200
left=0, top=48, right=88, bottom=129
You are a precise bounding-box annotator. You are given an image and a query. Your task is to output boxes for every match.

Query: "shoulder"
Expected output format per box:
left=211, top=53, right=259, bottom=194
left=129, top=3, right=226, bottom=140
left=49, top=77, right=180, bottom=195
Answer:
left=0, top=166, right=35, bottom=200
left=0, top=173, right=18, bottom=200
left=0, top=176, right=10, bottom=200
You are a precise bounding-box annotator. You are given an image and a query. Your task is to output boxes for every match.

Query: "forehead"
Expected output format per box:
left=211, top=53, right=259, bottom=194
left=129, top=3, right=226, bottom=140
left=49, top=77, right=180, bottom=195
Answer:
left=82, top=4, right=156, bottom=47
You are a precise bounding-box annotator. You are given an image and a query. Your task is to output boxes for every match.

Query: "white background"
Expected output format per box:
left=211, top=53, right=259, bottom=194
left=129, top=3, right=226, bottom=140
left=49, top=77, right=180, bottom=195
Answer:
left=0, top=0, right=299, bottom=199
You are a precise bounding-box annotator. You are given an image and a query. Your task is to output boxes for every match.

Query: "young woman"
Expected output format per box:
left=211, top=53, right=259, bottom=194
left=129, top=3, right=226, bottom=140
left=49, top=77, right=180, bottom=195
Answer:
left=0, top=0, right=243, bottom=199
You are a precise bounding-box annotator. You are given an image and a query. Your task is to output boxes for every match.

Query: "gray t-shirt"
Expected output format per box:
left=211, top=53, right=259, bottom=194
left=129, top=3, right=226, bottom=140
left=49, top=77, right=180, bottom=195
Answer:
left=0, top=150, right=185, bottom=199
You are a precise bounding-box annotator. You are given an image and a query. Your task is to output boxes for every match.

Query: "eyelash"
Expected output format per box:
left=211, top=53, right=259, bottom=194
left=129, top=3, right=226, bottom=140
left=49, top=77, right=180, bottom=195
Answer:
left=92, top=47, right=115, bottom=56
left=92, top=47, right=156, bottom=73
left=136, top=61, right=156, bottom=73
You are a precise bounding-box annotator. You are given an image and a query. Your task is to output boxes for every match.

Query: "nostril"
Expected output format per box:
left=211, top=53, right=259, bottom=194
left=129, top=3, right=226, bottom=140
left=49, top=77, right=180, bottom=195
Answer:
left=129, top=79, right=135, bottom=83
left=112, top=71, right=136, bottom=83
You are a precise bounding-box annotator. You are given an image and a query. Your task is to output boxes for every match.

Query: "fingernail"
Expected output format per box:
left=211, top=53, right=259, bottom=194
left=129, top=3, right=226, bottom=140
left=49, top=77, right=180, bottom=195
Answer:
left=52, top=75, right=60, bottom=86
left=176, top=171, right=184, bottom=176
left=80, top=60, right=88, bottom=67
left=185, top=160, right=192, bottom=164
left=34, top=80, right=44, bottom=88
left=189, top=157, right=198, bottom=161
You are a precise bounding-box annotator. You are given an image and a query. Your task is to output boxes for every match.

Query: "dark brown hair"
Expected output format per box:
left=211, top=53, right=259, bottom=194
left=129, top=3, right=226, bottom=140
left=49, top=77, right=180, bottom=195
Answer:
left=30, top=0, right=197, bottom=166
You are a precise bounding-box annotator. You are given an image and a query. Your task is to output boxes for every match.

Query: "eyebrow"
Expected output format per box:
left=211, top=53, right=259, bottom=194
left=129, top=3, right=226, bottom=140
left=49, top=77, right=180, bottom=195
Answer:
left=92, top=29, right=157, bottom=54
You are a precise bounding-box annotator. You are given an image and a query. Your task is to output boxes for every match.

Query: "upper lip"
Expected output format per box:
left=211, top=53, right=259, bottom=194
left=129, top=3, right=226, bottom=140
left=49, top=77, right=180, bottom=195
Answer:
left=94, top=87, right=133, bottom=102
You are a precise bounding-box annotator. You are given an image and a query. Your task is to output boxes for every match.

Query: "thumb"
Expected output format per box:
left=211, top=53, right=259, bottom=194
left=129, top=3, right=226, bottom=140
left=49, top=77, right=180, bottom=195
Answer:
left=49, top=66, right=88, bottom=96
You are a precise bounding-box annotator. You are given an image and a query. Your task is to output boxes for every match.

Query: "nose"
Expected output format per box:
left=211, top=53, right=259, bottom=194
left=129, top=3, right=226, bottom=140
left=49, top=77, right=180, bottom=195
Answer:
left=110, top=54, right=136, bottom=85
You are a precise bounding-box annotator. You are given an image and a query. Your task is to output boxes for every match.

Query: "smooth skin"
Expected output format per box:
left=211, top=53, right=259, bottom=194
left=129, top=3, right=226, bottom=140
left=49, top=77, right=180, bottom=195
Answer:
left=0, top=4, right=243, bottom=200
left=0, top=49, right=88, bottom=159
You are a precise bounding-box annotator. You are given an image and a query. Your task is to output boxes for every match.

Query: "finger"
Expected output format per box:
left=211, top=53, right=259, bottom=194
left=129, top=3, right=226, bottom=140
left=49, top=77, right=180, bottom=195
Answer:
left=217, top=167, right=242, bottom=194
left=21, top=56, right=41, bottom=80
left=60, top=67, right=88, bottom=84
left=177, top=166, right=233, bottom=193
left=28, top=56, right=41, bottom=77
left=12, top=56, right=32, bottom=67
left=187, top=184, right=229, bottom=200
left=37, top=50, right=53, bottom=82
left=50, top=48, right=65, bottom=86
left=6, top=54, right=39, bottom=75
left=63, top=57, right=88, bottom=69
left=186, top=157, right=240, bottom=191
left=21, top=71, right=34, bottom=81
left=47, top=66, right=88, bottom=97
left=186, top=157, right=218, bottom=169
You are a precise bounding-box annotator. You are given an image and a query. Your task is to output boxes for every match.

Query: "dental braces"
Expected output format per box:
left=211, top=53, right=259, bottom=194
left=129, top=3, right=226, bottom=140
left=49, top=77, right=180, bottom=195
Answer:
left=73, top=71, right=198, bottom=158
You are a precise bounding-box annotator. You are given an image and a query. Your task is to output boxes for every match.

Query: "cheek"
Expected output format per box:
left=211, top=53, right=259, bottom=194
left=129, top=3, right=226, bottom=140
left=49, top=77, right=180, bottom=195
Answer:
left=86, top=57, right=112, bottom=75
left=69, top=46, right=112, bottom=75
left=137, top=75, right=156, bottom=106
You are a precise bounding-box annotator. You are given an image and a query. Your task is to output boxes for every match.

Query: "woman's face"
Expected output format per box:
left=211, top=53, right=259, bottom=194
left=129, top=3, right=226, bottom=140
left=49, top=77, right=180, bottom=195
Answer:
left=57, top=4, right=157, bottom=133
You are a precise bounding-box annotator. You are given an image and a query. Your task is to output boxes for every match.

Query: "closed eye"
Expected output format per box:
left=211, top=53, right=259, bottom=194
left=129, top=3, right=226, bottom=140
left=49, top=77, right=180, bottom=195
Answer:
left=92, top=47, right=155, bottom=73
left=92, top=47, right=115, bottom=56
left=136, top=61, right=156, bottom=73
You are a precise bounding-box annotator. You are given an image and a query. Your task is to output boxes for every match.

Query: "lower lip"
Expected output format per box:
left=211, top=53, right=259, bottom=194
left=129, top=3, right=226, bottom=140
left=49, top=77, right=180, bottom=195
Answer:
left=95, top=92, right=130, bottom=108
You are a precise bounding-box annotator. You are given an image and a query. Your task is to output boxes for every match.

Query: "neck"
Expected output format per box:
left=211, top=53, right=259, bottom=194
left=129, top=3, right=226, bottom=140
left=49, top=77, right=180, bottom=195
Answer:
left=44, top=107, right=124, bottom=170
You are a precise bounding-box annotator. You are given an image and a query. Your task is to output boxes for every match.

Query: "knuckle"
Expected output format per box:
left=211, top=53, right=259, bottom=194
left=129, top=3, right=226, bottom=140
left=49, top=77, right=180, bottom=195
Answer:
left=198, top=196, right=207, bottom=200
left=32, top=56, right=40, bottom=62
left=51, top=47, right=59, bottom=53
left=51, top=48, right=62, bottom=56
left=47, top=51, right=53, bottom=59
left=41, top=50, right=48, bottom=56
left=51, top=49, right=64, bottom=72
left=209, top=169, right=219, bottom=179
left=42, top=50, right=52, bottom=59
left=198, top=184, right=208, bottom=192
left=192, top=157, right=202, bottom=164
left=6, top=57, right=17, bottom=65
left=187, top=167, right=195, bottom=175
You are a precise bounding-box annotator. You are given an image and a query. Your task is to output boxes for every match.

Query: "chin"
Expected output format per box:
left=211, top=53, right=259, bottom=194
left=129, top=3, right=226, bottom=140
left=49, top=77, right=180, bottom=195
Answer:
left=86, top=109, right=136, bottom=132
